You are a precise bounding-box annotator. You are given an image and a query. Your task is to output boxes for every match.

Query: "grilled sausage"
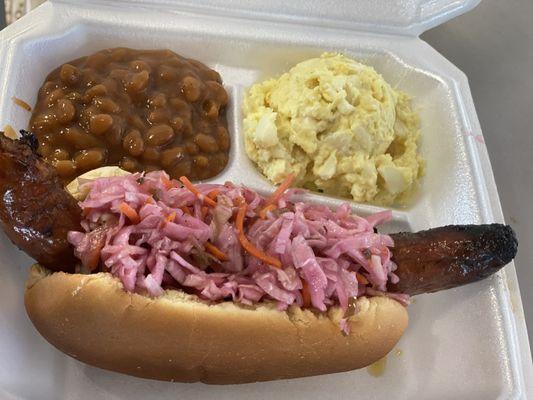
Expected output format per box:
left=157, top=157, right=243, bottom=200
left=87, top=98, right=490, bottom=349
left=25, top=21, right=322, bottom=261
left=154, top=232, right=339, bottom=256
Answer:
left=389, top=224, right=518, bottom=295
left=0, top=131, right=82, bottom=272
left=0, top=132, right=518, bottom=293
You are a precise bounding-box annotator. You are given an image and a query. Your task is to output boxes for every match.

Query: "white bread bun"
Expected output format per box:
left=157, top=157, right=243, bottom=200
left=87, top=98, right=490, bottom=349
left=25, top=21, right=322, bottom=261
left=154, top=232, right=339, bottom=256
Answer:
left=23, top=166, right=408, bottom=383
left=25, top=264, right=407, bottom=384
left=65, top=166, right=131, bottom=201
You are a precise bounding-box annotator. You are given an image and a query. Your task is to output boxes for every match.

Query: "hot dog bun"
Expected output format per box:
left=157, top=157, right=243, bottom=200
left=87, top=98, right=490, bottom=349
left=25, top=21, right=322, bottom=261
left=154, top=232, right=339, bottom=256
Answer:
left=25, top=264, right=408, bottom=384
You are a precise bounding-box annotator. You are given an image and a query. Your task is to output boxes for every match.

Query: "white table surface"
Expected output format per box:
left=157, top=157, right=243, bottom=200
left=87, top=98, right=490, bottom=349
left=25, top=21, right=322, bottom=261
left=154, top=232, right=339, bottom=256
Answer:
left=422, top=0, right=533, bottom=349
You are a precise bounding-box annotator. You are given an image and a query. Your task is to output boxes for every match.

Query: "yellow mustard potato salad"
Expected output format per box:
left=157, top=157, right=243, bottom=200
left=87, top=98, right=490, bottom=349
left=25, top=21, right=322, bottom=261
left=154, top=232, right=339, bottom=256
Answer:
left=243, top=53, right=424, bottom=206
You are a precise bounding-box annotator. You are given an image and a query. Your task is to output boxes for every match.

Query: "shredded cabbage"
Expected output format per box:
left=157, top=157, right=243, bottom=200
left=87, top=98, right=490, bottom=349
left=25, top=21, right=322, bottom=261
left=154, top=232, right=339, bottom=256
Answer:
left=68, top=171, right=406, bottom=332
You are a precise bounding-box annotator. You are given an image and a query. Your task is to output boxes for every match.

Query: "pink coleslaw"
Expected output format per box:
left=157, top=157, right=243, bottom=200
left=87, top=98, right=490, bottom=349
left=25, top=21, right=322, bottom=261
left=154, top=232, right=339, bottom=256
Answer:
left=67, top=171, right=407, bottom=330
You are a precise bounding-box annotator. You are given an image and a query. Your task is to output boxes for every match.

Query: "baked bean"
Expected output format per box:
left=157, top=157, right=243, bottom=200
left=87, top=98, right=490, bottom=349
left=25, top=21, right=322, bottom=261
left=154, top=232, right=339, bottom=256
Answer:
left=205, top=69, right=221, bottom=82
left=211, top=153, right=229, bottom=170
left=54, top=160, right=77, bottom=178
left=119, top=156, right=138, bottom=172
left=158, top=65, right=177, bottom=81
left=65, top=92, right=82, bottom=101
left=59, top=64, right=80, bottom=86
left=170, top=97, right=188, bottom=111
left=41, top=81, right=58, bottom=95
left=196, top=119, right=210, bottom=133
left=51, top=148, right=69, bottom=161
left=194, top=133, right=219, bottom=153
left=160, top=146, right=185, bottom=167
left=63, top=127, right=101, bottom=149
left=106, top=124, right=125, bottom=147
left=188, top=59, right=206, bottom=71
left=85, top=52, right=108, bottom=70
left=56, top=99, right=76, bottom=124
left=89, top=114, right=114, bottom=135
left=202, top=99, right=219, bottom=119
left=185, top=141, right=199, bottom=155
left=206, top=81, right=228, bottom=105
left=38, top=142, right=52, bottom=157
left=148, top=109, right=170, bottom=124
left=79, top=105, right=99, bottom=126
left=168, top=57, right=184, bottom=68
left=111, top=48, right=127, bottom=61
left=123, top=129, right=145, bottom=157
left=45, top=88, right=64, bottom=106
left=126, top=70, right=150, bottom=93
left=39, top=81, right=59, bottom=99
left=145, top=124, right=174, bottom=146
left=170, top=98, right=192, bottom=122
left=101, top=78, right=118, bottom=93
left=150, top=93, right=167, bottom=108
left=94, top=97, right=121, bottom=114
left=74, top=148, right=106, bottom=171
left=128, top=115, right=147, bottom=132
left=109, top=68, right=129, bottom=80
left=169, top=160, right=191, bottom=178
left=142, top=147, right=160, bottom=163
left=194, top=155, right=209, bottom=168
left=30, top=48, right=230, bottom=182
left=81, top=69, right=98, bottom=87
left=32, top=112, right=57, bottom=131
left=170, top=116, right=184, bottom=133
left=130, top=60, right=151, bottom=72
left=217, top=126, right=230, bottom=151
left=84, top=84, right=107, bottom=102
left=182, top=120, right=194, bottom=137
left=181, top=76, right=202, bottom=102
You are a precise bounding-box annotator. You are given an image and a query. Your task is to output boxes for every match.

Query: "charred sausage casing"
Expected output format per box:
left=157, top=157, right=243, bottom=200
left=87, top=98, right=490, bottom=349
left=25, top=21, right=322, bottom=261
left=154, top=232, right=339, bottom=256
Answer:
left=0, top=131, right=81, bottom=271
left=389, top=224, right=518, bottom=295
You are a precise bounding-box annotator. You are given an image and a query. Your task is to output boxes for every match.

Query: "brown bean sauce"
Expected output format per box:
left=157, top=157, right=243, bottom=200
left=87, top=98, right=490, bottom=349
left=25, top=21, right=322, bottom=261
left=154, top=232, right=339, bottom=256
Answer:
left=29, top=48, right=230, bottom=182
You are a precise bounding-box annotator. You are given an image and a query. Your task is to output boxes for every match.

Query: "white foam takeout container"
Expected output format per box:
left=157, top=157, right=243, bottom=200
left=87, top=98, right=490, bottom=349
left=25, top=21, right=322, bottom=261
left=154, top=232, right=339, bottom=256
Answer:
left=0, top=0, right=531, bottom=398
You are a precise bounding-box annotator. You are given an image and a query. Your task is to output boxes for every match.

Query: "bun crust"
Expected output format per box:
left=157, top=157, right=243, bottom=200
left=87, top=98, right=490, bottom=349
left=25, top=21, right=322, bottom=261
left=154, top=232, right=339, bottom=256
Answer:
left=25, top=264, right=408, bottom=384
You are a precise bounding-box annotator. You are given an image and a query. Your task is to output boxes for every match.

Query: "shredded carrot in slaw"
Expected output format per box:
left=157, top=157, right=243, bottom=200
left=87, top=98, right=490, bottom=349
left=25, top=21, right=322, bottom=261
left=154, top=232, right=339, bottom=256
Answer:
left=179, top=176, right=217, bottom=207
left=259, top=173, right=295, bottom=216
left=206, top=189, right=220, bottom=201
left=118, top=202, right=140, bottom=224
left=160, top=175, right=173, bottom=190
left=356, top=272, right=369, bottom=285
left=205, top=242, right=229, bottom=262
left=301, top=281, right=312, bottom=308
left=263, top=173, right=295, bottom=206
left=259, top=204, right=276, bottom=219
left=179, top=206, right=192, bottom=216
left=234, top=196, right=245, bottom=207
left=166, top=212, right=177, bottom=223
left=236, top=203, right=282, bottom=268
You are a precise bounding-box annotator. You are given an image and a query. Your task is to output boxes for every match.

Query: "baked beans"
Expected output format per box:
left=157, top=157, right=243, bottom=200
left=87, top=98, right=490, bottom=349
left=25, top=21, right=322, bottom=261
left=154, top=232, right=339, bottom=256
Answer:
left=29, top=48, right=230, bottom=181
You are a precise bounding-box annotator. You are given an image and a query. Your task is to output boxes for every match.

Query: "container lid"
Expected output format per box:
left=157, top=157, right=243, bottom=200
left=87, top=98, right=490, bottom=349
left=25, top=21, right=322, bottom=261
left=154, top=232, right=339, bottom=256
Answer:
left=52, top=0, right=481, bottom=36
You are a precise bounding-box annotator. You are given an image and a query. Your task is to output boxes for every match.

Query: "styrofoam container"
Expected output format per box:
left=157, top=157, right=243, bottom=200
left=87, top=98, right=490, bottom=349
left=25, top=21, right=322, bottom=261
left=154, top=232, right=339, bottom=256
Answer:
left=0, top=0, right=531, bottom=399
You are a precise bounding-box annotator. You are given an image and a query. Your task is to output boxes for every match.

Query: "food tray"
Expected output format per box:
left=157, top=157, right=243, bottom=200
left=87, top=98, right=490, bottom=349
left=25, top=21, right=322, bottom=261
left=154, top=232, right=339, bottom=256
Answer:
left=0, top=1, right=531, bottom=399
